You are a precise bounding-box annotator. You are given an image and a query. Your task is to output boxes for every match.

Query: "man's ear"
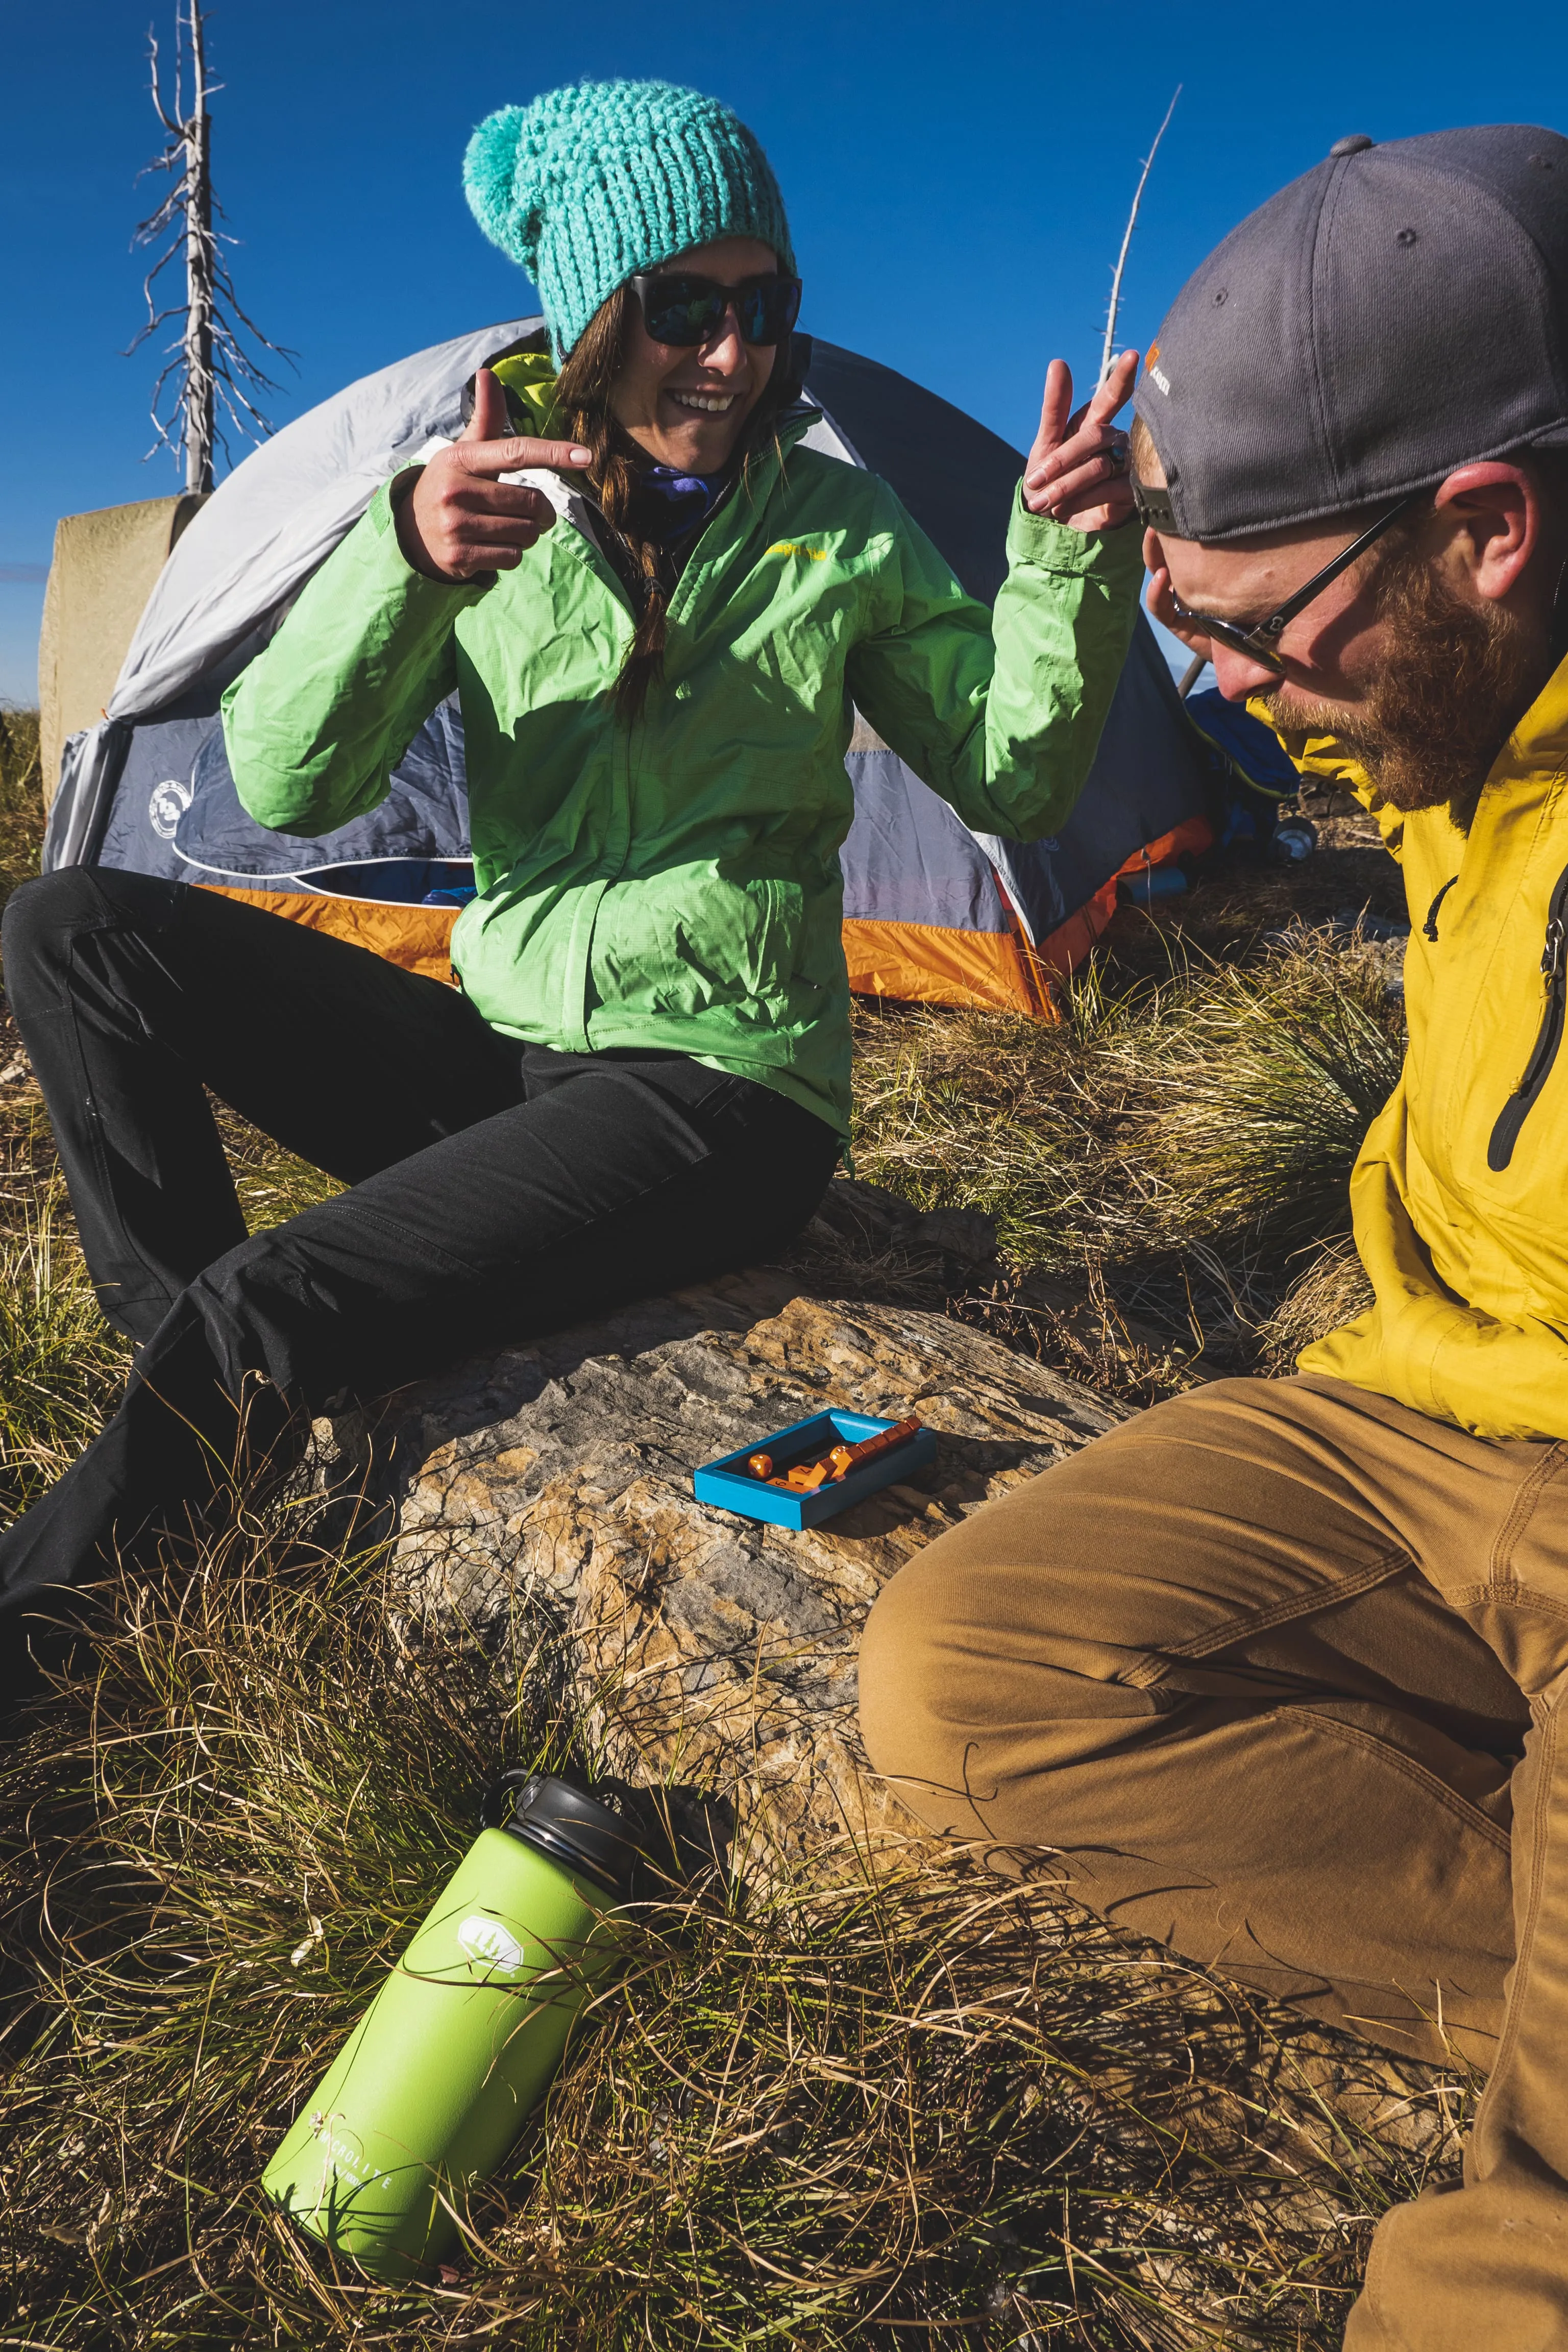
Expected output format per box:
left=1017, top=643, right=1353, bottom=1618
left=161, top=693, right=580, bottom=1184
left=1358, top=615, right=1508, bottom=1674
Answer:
left=1432, top=463, right=1536, bottom=604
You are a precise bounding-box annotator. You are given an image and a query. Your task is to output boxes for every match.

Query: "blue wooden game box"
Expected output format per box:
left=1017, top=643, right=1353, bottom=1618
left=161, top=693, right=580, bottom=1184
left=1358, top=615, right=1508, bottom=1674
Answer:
left=693, top=1410, right=937, bottom=1530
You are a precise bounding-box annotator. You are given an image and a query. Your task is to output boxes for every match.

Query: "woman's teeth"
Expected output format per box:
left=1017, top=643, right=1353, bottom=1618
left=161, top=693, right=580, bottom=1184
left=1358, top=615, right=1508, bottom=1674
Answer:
left=668, top=389, right=737, bottom=414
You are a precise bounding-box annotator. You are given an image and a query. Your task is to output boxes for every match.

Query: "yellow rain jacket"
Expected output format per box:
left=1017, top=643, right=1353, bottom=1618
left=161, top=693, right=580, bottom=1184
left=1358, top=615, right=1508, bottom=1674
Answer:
left=1259, top=659, right=1568, bottom=1441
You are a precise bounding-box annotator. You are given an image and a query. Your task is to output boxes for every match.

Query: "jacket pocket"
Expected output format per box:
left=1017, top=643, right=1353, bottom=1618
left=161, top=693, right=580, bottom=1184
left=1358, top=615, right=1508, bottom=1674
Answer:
left=1488, top=859, right=1568, bottom=1172
left=596, top=873, right=805, bottom=1022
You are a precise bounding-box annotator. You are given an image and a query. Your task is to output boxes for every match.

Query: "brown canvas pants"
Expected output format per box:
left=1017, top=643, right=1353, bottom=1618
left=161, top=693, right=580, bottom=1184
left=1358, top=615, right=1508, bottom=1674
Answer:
left=860, top=1373, right=1568, bottom=2349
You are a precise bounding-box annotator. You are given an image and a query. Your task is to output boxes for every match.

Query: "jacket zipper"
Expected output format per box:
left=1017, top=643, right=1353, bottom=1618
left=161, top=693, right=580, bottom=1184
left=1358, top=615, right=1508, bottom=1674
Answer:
left=556, top=408, right=813, bottom=628
left=1487, top=859, right=1568, bottom=1171
left=1423, top=876, right=1458, bottom=940
left=666, top=409, right=817, bottom=631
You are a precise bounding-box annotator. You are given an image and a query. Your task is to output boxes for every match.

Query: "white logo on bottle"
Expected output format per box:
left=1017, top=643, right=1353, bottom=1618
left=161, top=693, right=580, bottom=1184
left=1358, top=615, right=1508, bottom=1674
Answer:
left=456, top=1914, right=526, bottom=1974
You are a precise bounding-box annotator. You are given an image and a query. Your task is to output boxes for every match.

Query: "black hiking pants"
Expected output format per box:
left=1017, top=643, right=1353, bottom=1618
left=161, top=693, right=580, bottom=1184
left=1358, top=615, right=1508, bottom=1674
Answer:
left=0, top=869, right=840, bottom=1696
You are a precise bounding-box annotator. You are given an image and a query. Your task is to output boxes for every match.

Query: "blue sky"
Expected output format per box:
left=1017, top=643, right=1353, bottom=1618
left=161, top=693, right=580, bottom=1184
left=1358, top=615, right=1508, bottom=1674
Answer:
left=3, top=0, right=1567, bottom=702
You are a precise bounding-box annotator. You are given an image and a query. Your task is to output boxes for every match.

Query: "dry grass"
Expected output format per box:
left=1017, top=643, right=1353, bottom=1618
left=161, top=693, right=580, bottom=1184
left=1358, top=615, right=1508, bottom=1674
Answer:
left=0, top=1491, right=1468, bottom=2351
left=1093, top=929, right=1403, bottom=1255
left=0, top=738, right=1435, bottom=2346
left=851, top=919, right=1406, bottom=1392
left=0, top=1154, right=130, bottom=1532
left=0, top=705, right=43, bottom=901
left=0, top=1089, right=331, bottom=1532
left=1258, top=1236, right=1377, bottom=1375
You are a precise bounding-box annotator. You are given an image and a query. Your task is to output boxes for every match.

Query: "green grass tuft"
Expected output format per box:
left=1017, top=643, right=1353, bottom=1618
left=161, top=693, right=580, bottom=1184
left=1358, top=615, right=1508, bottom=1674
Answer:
left=0, top=1168, right=131, bottom=1531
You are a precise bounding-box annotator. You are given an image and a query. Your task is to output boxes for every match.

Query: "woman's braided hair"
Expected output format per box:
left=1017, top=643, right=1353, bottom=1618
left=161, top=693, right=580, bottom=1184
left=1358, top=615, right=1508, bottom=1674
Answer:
left=555, top=283, right=799, bottom=721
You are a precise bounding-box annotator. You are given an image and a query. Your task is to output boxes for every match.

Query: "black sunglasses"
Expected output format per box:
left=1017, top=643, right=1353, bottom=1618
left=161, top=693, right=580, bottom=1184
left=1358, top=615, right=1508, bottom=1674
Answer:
left=629, top=271, right=802, bottom=349
left=1152, top=491, right=1422, bottom=675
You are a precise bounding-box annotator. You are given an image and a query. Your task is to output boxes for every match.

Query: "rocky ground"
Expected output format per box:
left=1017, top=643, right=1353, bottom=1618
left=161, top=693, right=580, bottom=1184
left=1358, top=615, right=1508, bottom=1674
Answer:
left=319, top=1187, right=1125, bottom=1873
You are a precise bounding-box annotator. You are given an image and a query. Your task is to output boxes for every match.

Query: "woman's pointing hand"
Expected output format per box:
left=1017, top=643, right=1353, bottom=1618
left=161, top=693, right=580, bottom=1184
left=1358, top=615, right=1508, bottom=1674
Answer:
left=396, top=368, right=594, bottom=583
left=1023, top=351, right=1139, bottom=532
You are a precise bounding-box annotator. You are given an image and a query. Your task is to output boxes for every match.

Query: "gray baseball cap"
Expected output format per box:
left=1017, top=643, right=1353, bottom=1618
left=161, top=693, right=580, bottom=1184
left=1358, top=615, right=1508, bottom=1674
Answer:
left=1132, top=125, right=1568, bottom=541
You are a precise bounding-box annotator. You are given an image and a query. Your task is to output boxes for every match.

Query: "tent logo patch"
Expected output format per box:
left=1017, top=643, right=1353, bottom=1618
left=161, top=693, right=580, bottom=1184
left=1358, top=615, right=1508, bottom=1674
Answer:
left=148, top=778, right=192, bottom=839
left=456, top=1914, right=526, bottom=1975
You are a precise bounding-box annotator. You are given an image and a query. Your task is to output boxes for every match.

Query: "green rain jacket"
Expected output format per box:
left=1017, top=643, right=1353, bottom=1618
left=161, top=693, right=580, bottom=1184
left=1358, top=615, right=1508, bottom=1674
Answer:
left=222, top=358, right=1143, bottom=1138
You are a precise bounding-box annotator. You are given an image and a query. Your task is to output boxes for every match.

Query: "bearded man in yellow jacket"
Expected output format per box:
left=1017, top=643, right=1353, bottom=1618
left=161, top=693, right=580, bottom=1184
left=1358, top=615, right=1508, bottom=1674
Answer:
left=861, top=126, right=1568, bottom=2349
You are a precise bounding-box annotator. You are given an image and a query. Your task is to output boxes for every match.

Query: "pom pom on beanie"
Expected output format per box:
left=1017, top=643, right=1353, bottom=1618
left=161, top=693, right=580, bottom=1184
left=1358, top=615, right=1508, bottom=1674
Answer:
left=462, top=79, right=795, bottom=358
left=464, top=104, right=532, bottom=257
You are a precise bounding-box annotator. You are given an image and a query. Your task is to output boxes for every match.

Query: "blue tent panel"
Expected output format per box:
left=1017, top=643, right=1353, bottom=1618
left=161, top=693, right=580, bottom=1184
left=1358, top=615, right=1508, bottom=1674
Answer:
left=95, top=701, right=470, bottom=891
left=991, top=618, right=1213, bottom=943
left=840, top=749, right=1011, bottom=933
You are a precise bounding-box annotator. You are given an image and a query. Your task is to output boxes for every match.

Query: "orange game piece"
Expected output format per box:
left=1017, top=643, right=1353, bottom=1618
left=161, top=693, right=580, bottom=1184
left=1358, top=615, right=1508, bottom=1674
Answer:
left=752, top=1416, right=924, bottom=1495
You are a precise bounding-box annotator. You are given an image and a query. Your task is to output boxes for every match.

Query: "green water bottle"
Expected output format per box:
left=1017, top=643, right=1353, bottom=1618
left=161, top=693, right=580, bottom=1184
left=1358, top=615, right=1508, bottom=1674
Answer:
left=262, top=1774, right=637, bottom=2280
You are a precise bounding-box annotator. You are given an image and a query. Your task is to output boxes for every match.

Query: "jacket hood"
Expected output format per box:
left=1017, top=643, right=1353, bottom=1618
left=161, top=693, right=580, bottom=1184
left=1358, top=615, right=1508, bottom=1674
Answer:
left=487, top=344, right=569, bottom=440
left=481, top=344, right=821, bottom=462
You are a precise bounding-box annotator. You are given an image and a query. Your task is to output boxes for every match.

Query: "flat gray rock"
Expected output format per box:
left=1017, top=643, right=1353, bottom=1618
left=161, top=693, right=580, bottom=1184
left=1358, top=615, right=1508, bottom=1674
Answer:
left=342, top=1267, right=1128, bottom=1868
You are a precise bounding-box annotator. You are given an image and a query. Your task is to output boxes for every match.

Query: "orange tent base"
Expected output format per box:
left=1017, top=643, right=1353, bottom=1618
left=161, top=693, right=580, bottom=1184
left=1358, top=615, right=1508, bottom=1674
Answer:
left=840, top=915, right=1048, bottom=1017
left=842, top=814, right=1213, bottom=1020
left=1032, top=814, right=1213, bottom=982
left=204, top=815, right=1214, bottom=1021
left=201, top=884, right=460, bottom=983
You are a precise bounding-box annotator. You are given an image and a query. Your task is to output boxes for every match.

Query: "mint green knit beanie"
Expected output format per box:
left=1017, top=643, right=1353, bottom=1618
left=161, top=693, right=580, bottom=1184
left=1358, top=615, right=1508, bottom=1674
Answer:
left=463, top=79, right=795, bottom=358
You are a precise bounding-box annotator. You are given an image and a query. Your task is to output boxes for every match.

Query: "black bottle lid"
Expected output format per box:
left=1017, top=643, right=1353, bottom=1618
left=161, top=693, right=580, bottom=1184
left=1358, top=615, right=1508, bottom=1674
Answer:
left=487, top=1772, right=640, bottom=1901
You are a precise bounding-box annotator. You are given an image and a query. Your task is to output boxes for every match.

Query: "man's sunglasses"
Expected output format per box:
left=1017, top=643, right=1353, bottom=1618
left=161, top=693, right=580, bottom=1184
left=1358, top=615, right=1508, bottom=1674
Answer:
left=1151, top=491, right=1422, bottom=675
left=630, top=271, right=803, bottom=349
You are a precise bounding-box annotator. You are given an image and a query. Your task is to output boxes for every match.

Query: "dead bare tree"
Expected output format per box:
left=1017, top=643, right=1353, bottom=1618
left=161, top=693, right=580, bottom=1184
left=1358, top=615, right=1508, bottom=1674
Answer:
left=128, top=1, right=292, bottom=492
left=1100, top=85, right=1182, bottom=383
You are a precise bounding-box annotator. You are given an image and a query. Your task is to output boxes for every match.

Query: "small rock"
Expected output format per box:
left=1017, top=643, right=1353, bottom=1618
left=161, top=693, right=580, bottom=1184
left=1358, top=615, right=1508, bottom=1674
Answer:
left=799, top=1179, right=998, bottom=1281
left=910, top=1206, right=998, bottom=1266
left=799, top=1176, right=917, bottom=1258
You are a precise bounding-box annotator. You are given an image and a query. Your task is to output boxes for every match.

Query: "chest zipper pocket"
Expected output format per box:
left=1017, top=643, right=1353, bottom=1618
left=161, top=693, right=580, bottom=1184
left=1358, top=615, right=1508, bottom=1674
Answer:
left=1487, top=861, right=1568, bottom=1172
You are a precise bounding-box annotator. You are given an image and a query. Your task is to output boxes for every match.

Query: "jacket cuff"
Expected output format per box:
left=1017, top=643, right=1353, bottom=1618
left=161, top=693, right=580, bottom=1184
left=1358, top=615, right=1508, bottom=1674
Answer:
left=1006, top=482, right=1146, bottom=582
left=365, top=475, right=494, bottom=597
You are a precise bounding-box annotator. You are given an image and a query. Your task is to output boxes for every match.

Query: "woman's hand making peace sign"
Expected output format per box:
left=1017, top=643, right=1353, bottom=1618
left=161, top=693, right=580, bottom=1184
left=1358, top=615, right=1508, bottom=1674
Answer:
left=1023, top=349, right=1140, bottom=532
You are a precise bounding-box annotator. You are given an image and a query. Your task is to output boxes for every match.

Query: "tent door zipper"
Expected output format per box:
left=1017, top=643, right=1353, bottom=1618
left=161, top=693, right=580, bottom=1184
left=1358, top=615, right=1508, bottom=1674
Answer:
left=1487, top=860, right=1568, bottom=1171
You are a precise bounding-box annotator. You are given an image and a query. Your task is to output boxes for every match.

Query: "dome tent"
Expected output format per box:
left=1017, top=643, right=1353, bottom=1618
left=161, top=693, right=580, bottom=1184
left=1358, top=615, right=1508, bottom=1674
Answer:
left=43, top=319, right=1221, bottom=1013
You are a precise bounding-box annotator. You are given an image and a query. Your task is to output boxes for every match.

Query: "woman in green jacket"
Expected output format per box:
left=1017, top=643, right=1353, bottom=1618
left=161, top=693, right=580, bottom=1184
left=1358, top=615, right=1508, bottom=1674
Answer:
left=0, top=78, right=1140, bottom=1683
